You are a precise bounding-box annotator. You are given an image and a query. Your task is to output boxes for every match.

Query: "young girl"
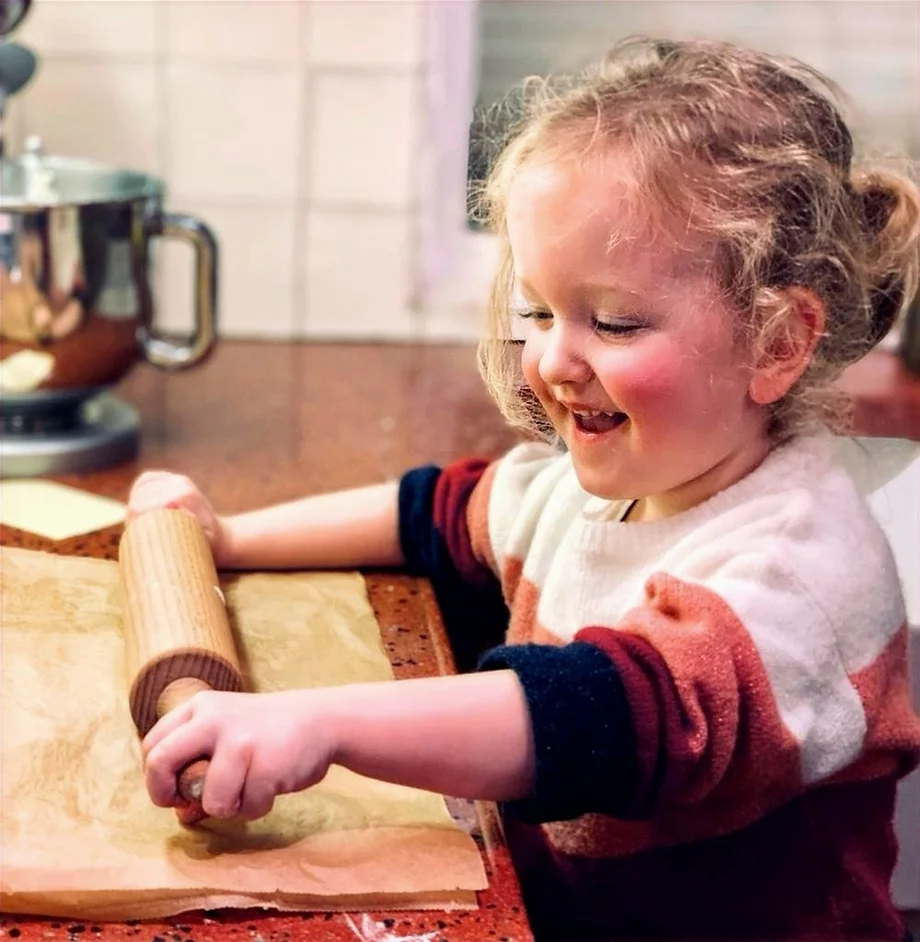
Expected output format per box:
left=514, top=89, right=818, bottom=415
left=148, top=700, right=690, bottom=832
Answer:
left=129, top=38, right=920, bottom=941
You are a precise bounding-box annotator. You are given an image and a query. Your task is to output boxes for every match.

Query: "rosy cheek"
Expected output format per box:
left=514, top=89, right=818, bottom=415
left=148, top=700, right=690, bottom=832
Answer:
left=609, top=348, right=686, bottom=406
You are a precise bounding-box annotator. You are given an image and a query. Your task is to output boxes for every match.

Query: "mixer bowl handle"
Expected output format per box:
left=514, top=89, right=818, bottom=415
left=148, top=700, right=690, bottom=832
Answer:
left=139, top=210, right=218, bottom=370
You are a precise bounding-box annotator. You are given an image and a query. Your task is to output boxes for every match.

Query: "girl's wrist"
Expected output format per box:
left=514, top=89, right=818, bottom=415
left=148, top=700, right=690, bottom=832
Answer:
left=294, top=687, right=348, bottom=783
left=215, top=515, right=242, bottom=569
left=317, top=688, right=354, bottom=772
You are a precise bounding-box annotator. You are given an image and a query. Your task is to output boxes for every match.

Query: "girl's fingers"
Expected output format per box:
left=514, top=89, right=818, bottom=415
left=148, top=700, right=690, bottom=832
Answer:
left=127, top=473, right=201, bottom=520
left=200, top=737, right=252, bottom=820
left=141, top=700, right=195, bottom=757
left=145, top=719, right=216, bottom=809
left=238, top=787, right=275, bottom=822
left=238, top=755, right=278, bottom=821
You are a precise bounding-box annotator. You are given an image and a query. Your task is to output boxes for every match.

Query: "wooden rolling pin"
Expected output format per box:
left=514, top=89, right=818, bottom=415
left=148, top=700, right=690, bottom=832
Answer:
left=119, top=508, right=245, bottom=817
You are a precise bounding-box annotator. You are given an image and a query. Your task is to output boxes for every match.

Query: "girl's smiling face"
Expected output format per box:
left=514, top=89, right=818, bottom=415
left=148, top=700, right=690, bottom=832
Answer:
left=507, top=157, right=774, bottom=520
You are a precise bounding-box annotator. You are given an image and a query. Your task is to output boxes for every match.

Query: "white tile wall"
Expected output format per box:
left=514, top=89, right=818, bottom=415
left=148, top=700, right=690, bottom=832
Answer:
left=16, top=59, right=162, bottom=175
left=156, top=201, right=299, bottom=339
left=302, top=209, right=417, bottom=338
left=15, top=0, right=159, bottom=58
left=7, top=0, right=427, bottom=342
left=165, top=64, right=304, bottom=200
left=164, top=2, right=302, bottom=65
left=309, top=73, right=419, bottom=207
left=306, top=1, right=425, bottom=69
left=4, top=0, right=919, bottom=341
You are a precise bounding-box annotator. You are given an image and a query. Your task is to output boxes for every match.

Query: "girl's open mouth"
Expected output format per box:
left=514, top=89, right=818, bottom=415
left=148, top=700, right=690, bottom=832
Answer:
left=572, top=410, right=628, bottom=435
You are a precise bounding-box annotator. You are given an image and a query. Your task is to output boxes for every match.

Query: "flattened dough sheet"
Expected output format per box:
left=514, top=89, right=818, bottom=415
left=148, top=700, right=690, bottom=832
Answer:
left=0, top=547, right=486, bottom=920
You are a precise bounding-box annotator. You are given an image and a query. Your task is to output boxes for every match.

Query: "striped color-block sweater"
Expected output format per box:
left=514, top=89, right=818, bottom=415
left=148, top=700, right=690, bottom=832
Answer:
left=398, top=434, right=920, bottom=941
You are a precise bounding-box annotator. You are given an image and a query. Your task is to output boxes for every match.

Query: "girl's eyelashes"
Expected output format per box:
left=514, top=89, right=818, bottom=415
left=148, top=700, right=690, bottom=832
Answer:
left=592, top=317, right=645, bottom=336
left=517, top=307, right=553, bottom=323
left=515, top=307, right=646, bottom=336
left=514, top=308, right=555, bottom=333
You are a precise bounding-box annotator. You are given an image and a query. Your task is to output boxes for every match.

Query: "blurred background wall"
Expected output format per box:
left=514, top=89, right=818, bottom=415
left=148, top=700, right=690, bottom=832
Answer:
left=477, top=0, right=919, bottom=157
left=5, top=0, right=918, bottom=344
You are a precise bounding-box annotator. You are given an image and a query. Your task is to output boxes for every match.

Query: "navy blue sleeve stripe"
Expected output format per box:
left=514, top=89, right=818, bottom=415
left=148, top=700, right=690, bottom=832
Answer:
left=478, top=641, right=639, bottom=823
left=398, top=467, right=508, bottom=672
left=398, top=465, right=445, bottom=577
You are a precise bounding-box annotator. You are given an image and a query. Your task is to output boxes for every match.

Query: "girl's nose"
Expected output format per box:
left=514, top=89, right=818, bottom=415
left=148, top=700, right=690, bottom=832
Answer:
left=537, top=322, right=592, bottom=387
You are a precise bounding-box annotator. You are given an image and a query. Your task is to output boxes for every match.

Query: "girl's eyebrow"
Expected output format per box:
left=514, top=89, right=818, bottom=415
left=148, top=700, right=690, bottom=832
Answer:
left=515, top=278, right=541, bottom=297
left=582, top=281, right=644, bottom=301
left=513, top=280, right=549, bottom=308
left=516, top=277, right=645, bottom=304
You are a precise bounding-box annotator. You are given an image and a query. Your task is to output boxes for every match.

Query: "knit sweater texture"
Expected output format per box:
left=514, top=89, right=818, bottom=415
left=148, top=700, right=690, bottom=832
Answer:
left=398, top=434, right=920, bottom=940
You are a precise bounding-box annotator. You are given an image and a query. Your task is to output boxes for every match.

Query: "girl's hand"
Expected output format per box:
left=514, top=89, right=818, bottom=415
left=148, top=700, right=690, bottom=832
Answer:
left=126, top=471, right=232, bottom=566
left=142, top=689, right=336, bottom=821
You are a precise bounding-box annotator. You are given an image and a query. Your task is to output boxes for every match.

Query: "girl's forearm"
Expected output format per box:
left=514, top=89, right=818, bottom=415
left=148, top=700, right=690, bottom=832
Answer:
left=214, top=484, right=536, bottom=801
left=221, top=482, right=403, bottom=570
left=323, top=670, right=535, bottom=801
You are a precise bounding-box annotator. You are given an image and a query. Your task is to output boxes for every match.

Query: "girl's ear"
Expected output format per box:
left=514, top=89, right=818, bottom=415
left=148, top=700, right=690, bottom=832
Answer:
left=748, top=285, right=827, bottom=405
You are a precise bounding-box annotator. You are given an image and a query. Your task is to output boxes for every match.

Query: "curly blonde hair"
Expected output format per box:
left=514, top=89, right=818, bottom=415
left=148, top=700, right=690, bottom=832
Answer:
left=474, top=37, right=920, bottom=440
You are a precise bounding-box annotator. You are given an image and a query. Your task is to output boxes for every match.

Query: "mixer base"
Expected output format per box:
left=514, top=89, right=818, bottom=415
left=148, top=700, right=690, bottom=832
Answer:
left=0, top=392, right=140, bottom=477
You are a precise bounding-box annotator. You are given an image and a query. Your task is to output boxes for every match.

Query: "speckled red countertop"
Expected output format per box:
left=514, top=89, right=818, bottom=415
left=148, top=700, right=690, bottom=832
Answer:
left=1, top=340, right=915, bottom=942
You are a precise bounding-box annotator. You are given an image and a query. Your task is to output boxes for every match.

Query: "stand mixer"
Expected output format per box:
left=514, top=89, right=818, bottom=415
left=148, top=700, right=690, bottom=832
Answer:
left=0, top=0, right=219, bottom=476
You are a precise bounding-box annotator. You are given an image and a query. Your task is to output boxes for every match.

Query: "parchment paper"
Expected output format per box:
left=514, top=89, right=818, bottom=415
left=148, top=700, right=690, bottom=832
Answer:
left=0, top=547, right=486, bottom=920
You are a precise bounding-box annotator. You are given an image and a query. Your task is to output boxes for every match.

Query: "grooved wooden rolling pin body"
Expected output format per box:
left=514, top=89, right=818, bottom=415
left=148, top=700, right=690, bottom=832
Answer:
left=119, top=508, right=244, bottom=812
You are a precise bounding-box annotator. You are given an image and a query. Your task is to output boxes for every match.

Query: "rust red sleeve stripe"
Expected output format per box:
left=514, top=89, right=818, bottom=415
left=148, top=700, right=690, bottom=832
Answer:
left=573, top=630, right=675, bottom=818
left=432, top=457, right=496, bottom=586
left=576, top=573, right=805, bottom=832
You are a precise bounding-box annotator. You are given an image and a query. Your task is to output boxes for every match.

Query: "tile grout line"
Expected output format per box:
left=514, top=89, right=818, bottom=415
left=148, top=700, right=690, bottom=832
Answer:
left=293, top=0, right=314, bottom=343
left=406, top=3, right=431, bottom=344
left=154, top=0, right=172, bottom=432
left=288, top=0, right=314, bottom=466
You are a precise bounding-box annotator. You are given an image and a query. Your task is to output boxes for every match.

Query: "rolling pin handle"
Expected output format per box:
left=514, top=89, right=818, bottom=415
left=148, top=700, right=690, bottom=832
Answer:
left=155, top=676, right=215, bottom=809
left=156, top=676, right=214, bottom=717
left=177, top=758, right=209, bottom=803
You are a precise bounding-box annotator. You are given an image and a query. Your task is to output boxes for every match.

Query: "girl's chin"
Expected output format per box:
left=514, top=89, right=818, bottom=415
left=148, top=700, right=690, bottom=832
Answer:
left=570, top=463, right=635, bottom=502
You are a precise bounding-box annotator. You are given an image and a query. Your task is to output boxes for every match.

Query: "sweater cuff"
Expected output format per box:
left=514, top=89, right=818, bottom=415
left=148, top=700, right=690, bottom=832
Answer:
left=478, top=641, right=638, bottom=823
left=397, top=465, right=442, bottom=576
